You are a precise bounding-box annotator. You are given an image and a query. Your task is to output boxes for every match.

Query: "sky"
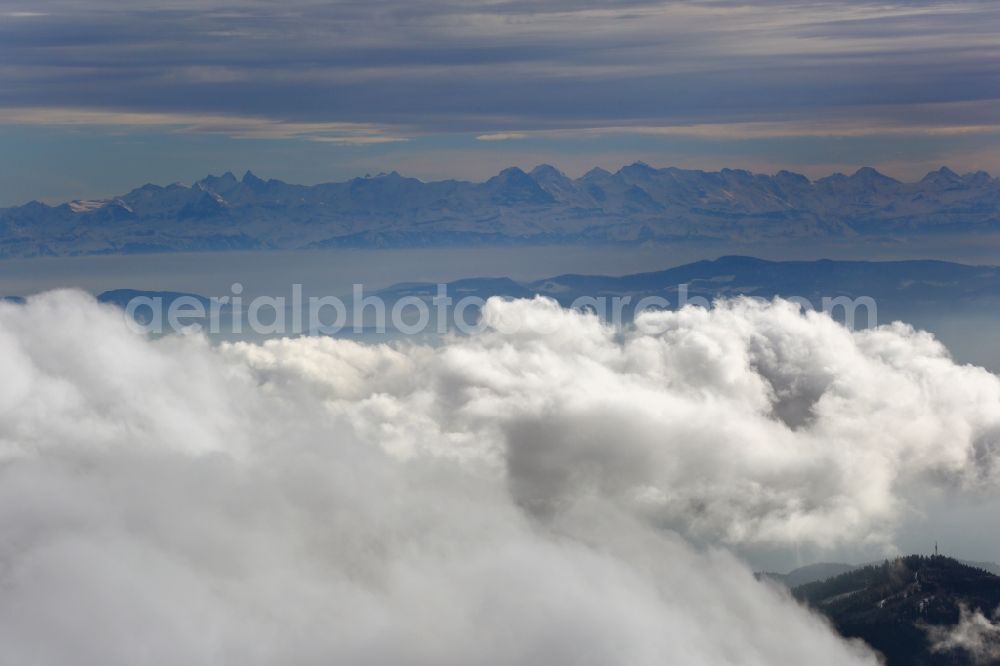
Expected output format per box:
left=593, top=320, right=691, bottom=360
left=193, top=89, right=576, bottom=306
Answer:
left=2, top=0, right=1000, bottom=204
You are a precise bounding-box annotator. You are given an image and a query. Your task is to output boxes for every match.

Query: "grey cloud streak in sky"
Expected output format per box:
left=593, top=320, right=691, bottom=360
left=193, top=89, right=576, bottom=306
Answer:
left=2, top=0, right=1000, bottom=138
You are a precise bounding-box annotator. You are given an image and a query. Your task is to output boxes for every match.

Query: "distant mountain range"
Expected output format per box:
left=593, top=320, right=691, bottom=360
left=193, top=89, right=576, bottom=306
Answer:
left=17, top=255, right=993, bottom=327
left=377, top=255, right=1000, bottom=321
left=76, top=255, right=1000, bottom=318
left=760, top=559, right=1000, bottom=589
left=24, top=256, right=993, bottom=337
left=2, top=164, right=999, bottom=257
left=760, top=562, right=861, bottom=588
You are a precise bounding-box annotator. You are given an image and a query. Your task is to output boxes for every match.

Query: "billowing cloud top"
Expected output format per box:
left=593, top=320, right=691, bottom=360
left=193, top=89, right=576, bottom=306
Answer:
left=1, top=291, right=999, bottom=662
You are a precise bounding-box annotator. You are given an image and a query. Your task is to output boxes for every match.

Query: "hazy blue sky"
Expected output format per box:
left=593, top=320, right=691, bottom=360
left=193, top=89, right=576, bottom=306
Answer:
left=2, top=0, right=1000, bottom=204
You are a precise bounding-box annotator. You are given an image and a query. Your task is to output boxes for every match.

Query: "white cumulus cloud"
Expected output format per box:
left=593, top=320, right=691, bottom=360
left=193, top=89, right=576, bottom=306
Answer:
left=928, top=604, right=1000, bottom=664
left=5, top=289, right=1000, bottom=664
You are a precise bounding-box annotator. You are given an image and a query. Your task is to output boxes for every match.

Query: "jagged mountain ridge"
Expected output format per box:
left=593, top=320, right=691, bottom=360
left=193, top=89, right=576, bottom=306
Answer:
left=2, top=164, right=999, bottom=257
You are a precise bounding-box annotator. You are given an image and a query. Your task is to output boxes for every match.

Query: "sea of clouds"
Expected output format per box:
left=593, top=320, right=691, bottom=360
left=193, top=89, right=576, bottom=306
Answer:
left=3, top=290, right=1000, bottom=664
